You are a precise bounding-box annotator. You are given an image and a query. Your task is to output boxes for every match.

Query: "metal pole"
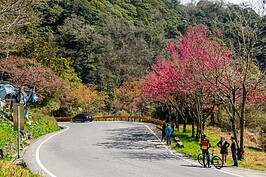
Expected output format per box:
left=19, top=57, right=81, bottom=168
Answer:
left=17, top=104, right=20, bottom=159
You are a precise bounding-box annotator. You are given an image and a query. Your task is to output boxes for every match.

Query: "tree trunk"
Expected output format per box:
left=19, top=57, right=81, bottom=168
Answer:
left=232, top=89, right=238, bottom=143
left=175, top=114, right=179, bottom=132
left=183, top=120, right=186, bottom=133
left=196, top=125, right=200, bottom=140
left=168, top=105, right=172, bottom=123
left=192, top=122, right=195, bottom=137
left=231, top=117, right=237, bottom=142
left=210, top=112, right=215, bottom=126
left=239, top=89, right=247, bottom=160
left=183, top=114, right=187, bottom=133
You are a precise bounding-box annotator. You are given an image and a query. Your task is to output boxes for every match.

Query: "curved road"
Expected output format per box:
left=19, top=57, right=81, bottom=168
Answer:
left=23, top=121, right=265, bottom=177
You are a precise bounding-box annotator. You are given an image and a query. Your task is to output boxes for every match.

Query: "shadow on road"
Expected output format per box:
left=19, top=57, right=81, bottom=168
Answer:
left=95, top=125, right=178, bottom=161
left=181, top=164, right=205, bottom=168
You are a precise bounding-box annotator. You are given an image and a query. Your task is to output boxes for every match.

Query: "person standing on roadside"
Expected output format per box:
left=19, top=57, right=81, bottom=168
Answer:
left=161, top=123, right=166, bottom=142
left=200, top=134, right=211, bottom=167
left=217, top=137, right=230, bottom=165
left=230, top=136, right=238, bottom=167
left=165, top=124, right=173, bottom=145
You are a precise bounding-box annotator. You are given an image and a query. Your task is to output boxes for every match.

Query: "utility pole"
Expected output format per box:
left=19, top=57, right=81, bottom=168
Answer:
left=17, top=105, right=20, bottom=159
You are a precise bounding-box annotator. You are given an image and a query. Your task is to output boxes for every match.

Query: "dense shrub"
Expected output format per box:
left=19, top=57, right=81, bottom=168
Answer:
left=0, top=119, right=17, bottom=160
left=25, top=116, right=60, bottom=139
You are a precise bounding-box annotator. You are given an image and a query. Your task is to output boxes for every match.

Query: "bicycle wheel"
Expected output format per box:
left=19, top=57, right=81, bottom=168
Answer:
left=197, top=154, right=203, bottom=166
left=212, top=156, right=223, bottom=169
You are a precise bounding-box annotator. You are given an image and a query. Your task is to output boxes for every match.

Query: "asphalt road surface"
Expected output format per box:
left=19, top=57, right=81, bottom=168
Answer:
left=23, top=121, right=266, bottom=177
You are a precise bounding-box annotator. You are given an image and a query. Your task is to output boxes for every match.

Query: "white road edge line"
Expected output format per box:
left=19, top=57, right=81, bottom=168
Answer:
left=36, top=125, right=70, bottom=177
left=143, top=124, right=243, bottom=177
left=143, top=124, right=175, bottom=156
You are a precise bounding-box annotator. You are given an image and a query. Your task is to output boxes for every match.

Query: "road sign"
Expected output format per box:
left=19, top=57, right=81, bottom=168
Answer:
left=13, top=103, right=25, bottom=158
left=13, top=103, right=24, bottom=131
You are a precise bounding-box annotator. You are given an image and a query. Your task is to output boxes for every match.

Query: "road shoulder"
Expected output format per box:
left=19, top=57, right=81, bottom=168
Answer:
left=150, top=123, right=266, bottom=177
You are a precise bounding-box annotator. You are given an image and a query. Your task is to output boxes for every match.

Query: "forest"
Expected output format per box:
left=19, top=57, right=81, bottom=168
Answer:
left=0, top=0, right=265, bottom=160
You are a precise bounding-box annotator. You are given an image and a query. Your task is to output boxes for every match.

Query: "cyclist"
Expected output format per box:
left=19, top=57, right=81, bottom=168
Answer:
left=200, top=134, right=211, bottom=167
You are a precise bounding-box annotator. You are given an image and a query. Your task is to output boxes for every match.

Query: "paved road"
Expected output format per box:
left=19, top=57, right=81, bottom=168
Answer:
left=23, top=121, right=266, bottom=177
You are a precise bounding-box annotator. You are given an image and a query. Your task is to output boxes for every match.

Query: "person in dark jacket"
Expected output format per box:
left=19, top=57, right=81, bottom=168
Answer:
left=230, top=136, right=238, bottom=167
left=161, top=123, right=166, bottom=142
left=165, top=124, right=173, bottom=145
left=217, top=137, right=230, bottom=165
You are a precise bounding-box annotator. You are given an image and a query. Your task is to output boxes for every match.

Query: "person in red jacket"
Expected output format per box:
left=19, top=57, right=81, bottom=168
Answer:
left=200, top=134, right=211, bottom=167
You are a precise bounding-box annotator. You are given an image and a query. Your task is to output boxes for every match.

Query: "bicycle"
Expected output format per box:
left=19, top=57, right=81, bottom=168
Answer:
left=197, top=149, right=223, bottom=169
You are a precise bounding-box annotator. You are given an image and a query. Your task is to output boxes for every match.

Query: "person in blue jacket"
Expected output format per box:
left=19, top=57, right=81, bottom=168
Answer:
left=165, top=124, right=173, bottom=145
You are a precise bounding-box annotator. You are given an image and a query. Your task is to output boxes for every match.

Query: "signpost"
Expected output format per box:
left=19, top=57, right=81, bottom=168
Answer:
left=13, top=103, right=24, bottom=158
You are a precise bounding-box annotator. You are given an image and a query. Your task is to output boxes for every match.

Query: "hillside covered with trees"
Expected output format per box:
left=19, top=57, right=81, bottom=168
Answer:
left=0, top=0, right=265, bottom=167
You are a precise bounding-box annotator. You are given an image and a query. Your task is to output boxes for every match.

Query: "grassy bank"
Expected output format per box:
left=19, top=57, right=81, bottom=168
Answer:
left=0, top=119, right=17, bottom=160
left=0, top=116, right=60, bottom=159
left=0, top=113, right=60, bottom=177
left=24, top=116, right=61, bottom=139
left=171, top=125, right=266, bottom=171
left=0, top=159, right=42, bottom=177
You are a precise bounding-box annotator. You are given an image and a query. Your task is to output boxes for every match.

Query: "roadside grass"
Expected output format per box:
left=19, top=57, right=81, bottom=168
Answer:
left=0, top=119, right=17, bottom=160
left=24, top=116, right=61, bottom=139
left=171, top=125, right=266, bottom=171
left=0, top=159, right=43, bottom=177
left=0, top=110, right=60, bottom=177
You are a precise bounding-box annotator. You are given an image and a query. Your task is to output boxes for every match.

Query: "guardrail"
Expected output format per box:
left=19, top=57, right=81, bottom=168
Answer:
left=55, top=115, right=164, bottom=126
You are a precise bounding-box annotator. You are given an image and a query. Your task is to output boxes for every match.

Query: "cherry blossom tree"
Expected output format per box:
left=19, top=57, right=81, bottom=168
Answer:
left=0, top=57, right=68, bottom=99
left=205, top=48, right=266, bottom=159
left=140, top=25, right=266, bottom=153
left=140, top=26, right=232, bottom=138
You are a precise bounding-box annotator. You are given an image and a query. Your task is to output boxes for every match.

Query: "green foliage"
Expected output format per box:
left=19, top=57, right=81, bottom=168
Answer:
left=30, top=0, right=184, bottom=91
left=2, top=0, right=265, bottom=120
left=185, top=1, right=264, bottom=66
left=0, top=119, right=17, bottom=159
left=24, top=116, right=60, bottom=139
left=171, top=128, right=201, bottom=157
left=16, top=26, right=81, bottom=87
left=0, top=0, right=38, bottom=55
left=0, top=109, right=59, bottom=160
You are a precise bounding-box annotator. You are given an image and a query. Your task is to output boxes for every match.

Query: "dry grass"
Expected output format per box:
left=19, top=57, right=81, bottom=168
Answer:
left=0, top=160, right=43, bottom=177
left=205, top=126, right=266, bottom=171
left=242, top=150, right=266, bottom=170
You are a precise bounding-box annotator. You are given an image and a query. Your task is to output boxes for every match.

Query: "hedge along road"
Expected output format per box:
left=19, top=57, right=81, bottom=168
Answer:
left=24, top=121, right=248, bottom=177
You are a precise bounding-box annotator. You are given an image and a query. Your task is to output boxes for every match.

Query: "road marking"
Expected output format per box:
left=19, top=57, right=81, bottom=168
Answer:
left=144, top=124, right=175, bottom=156
left=143, top=123, right=243, bottom=177
left=36, top=125, right=70, bottom=177
left=35, top=122, right=244, bottom=177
